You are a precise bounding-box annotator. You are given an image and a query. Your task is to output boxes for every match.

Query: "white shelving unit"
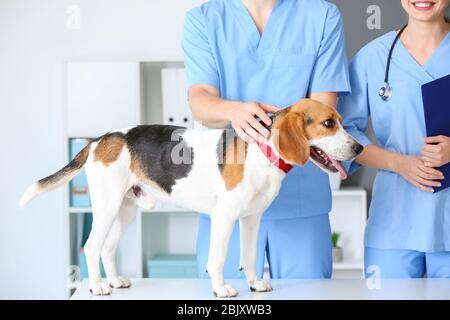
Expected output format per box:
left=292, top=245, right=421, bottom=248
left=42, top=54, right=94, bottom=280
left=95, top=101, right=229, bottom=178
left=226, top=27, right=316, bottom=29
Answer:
left=65, top=61, right=368, bottom=297
left=330, top=188, right=367, bottom=279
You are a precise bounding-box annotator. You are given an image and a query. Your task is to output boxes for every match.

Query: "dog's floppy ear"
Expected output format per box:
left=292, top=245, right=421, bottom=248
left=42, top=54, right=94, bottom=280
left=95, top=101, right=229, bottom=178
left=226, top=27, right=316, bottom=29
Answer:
left=273, top=109, right=310, bottom=166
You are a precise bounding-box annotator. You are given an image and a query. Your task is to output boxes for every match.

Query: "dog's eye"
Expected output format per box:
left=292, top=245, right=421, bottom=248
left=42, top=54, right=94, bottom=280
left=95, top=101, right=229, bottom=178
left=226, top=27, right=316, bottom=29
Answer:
left=322, top=119, right=335, bottom=128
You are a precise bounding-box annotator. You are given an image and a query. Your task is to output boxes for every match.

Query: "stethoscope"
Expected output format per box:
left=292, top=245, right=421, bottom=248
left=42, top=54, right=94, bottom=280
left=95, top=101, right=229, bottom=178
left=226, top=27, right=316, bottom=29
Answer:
left=379, top=24, right=408, bottom=101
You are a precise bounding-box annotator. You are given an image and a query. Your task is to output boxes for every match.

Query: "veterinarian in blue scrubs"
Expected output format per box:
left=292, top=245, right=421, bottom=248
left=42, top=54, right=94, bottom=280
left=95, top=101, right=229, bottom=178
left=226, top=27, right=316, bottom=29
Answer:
left=339, top=0, right=450, bottom=277
left=183, top=0, right=350, bottom=278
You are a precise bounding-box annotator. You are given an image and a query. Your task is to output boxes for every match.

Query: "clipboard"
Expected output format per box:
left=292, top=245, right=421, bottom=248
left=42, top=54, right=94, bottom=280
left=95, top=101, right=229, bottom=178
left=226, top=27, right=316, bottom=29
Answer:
left=421, top=74, right=450, bottom=192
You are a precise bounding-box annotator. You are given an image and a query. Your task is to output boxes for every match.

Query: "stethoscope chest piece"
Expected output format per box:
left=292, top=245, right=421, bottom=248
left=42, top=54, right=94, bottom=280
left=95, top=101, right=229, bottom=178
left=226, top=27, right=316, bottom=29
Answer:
left=379, top=24, right=408, bottom=102
left=379, top=82, right=392, bottom=101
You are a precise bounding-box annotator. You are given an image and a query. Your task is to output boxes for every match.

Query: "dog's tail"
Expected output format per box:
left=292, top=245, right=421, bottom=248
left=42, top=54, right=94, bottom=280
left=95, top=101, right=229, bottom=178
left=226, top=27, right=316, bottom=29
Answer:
left=19, top=143, right=92, bottom=208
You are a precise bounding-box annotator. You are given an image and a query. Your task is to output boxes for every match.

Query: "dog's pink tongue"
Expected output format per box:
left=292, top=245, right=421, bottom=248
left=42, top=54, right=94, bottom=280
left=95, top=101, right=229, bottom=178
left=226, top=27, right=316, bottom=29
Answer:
left=330, top=158, right=348, bottom=180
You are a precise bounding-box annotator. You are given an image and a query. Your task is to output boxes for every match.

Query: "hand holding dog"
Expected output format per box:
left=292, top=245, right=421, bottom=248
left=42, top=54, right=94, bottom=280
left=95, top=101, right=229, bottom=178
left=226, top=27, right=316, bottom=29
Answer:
left=226, top=102, right=280, bottom=143
left=421, top=135, right=450, bottom=168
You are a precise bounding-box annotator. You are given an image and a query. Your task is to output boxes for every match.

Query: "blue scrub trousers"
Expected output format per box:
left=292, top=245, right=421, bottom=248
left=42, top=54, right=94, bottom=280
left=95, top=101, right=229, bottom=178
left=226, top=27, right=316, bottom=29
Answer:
left=196, top=213, right=332, bottom=279
left=365, top=246, right=450, bottom=278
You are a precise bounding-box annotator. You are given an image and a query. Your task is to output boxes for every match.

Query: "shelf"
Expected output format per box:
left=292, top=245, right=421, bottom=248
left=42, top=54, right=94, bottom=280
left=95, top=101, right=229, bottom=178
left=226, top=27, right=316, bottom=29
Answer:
left=68, top=207, right=91, bottom=213
left=332, top=187, right=366, bottom=197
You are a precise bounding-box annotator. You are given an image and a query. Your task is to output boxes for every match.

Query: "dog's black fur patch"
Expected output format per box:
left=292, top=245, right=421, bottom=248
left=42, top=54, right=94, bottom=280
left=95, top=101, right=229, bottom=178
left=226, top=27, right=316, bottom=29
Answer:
left=125, top=125, right=194, bottom=194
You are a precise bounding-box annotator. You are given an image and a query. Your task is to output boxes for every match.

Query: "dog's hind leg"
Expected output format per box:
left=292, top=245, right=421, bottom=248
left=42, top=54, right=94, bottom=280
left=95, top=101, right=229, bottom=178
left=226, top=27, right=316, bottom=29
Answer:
left=83, top=162, right=131, bottom=295
left=207, top=209, right=238, bottom=298
left=101, top=197, right=137, bottom=289
left=84, top=194, right=125, bottom=295
left=239, top=214, right=272, bottom=292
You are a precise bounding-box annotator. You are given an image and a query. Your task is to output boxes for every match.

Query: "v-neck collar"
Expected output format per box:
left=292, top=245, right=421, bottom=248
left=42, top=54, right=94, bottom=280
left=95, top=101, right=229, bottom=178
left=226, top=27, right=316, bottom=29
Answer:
left=421, top=30, right=450, bottom=71
left=394, top=30, right=450, bottom=80
left=231, top=0, right=284, bottom=53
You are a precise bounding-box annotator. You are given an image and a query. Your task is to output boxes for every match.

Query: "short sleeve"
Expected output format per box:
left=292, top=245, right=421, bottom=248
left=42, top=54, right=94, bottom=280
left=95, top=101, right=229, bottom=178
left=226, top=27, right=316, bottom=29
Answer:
left=308, top=5, right=350, bottom=94
left=182, top=8, right=220, bottom=89
left=337, top=49, right=373, bottom=174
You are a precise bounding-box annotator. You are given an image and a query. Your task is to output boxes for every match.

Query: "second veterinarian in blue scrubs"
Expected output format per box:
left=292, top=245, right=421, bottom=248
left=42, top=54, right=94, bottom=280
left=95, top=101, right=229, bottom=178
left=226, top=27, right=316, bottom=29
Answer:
left=182, top=0, right=350, bottom=278
left=339, top=1, right=450, bottom=277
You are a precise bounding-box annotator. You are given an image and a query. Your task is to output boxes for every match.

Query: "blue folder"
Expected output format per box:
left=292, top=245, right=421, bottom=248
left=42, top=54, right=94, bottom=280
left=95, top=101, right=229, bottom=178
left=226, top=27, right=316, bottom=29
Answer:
left=421, top=74, right=450, bottom=192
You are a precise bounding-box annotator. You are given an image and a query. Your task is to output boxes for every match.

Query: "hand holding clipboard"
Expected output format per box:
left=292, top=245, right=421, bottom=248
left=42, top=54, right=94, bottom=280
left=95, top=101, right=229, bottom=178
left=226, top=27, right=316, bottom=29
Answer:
left=421, top=74, right=450, bottom=192
left=422, top=135, right=450, bottom=168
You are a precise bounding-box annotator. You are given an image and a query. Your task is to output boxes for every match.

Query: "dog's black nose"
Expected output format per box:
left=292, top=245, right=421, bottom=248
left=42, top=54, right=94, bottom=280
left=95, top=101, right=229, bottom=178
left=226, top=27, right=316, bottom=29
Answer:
left=352, top=143, right=364, bottom=155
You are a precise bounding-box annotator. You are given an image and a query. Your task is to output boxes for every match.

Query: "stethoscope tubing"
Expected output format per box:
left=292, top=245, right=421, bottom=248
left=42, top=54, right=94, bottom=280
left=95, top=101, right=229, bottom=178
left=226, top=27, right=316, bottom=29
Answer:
left=379, top=24, right=408, bottom=101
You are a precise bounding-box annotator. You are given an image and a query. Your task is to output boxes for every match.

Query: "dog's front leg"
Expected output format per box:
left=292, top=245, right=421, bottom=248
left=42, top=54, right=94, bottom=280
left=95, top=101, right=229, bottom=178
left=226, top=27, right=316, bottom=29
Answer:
left=239, top=214, right=272, bottom=292
left=207, top=213, right=238, bottom=298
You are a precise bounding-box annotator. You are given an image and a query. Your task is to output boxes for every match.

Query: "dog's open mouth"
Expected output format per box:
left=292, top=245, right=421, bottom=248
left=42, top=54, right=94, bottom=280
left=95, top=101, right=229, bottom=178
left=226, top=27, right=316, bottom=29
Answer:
left=310, top=146, right=348, bottom=180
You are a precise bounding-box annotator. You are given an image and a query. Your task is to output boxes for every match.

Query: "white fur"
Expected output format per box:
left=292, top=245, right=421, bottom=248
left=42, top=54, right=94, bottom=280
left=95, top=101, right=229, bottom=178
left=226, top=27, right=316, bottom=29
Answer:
left=19, top=183, right=40, bottom=208
left=310, top=124, right=357, bottom=161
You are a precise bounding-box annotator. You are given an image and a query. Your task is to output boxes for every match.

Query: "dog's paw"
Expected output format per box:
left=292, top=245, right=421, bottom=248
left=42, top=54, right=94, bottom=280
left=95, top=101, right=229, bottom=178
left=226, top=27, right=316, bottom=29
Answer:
left=213, top=284, right=239, bottom=298
left=89, top=281, right=112, bottom=295
left=108, top=276, right=131, bottom=289
left=250, top=279, right=272, bottom=292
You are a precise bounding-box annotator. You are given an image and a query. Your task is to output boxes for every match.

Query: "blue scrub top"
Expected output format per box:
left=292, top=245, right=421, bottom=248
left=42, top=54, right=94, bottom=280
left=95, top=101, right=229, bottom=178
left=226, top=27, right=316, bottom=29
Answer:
left=338, top=31, right=450, bottom=252
left=182, top=0, right=350, bottom=219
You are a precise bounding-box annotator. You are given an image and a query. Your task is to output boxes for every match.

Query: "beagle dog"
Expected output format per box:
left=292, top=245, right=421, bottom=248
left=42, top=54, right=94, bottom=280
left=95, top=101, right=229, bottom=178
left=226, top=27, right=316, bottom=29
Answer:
left=20, top=98, right=363, bottom=298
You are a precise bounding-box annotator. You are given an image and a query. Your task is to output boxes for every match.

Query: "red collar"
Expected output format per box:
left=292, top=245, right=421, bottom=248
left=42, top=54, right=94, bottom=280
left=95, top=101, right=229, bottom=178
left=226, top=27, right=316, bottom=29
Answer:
left=257, top=142, right=293, bottom=173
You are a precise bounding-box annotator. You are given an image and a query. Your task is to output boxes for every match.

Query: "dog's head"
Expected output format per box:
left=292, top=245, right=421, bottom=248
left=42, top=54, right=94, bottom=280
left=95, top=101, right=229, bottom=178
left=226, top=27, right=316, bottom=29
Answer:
left=271, top=99, right=363, bottom=179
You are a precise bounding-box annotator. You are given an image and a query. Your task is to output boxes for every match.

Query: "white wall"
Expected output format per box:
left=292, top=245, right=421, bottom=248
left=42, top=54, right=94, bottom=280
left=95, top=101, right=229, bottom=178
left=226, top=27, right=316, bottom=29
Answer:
left=0, top=0, right=203, bottom=299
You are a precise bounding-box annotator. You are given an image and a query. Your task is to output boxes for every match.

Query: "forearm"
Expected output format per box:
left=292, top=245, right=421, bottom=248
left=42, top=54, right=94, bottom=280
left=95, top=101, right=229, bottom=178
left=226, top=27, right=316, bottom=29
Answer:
left=355, top=144, right=400, bottom=173
left=188, top=84, right=279, bottom=143
left=357, top=142, right=443, bottom=193
left=188, top=85, right=236, bottom=128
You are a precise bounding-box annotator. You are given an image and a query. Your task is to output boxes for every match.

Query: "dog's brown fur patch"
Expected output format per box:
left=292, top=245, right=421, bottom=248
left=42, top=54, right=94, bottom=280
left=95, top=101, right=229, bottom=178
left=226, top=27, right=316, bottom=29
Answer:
left=272, top=107, right=310, bottom=166
left=74, top=143, right=91, bottom=167
left=94, top=134, right=126, bottom=166
left=220, top=134, right=247, bottom=191
left=291, top=99, right=341, bottom=140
